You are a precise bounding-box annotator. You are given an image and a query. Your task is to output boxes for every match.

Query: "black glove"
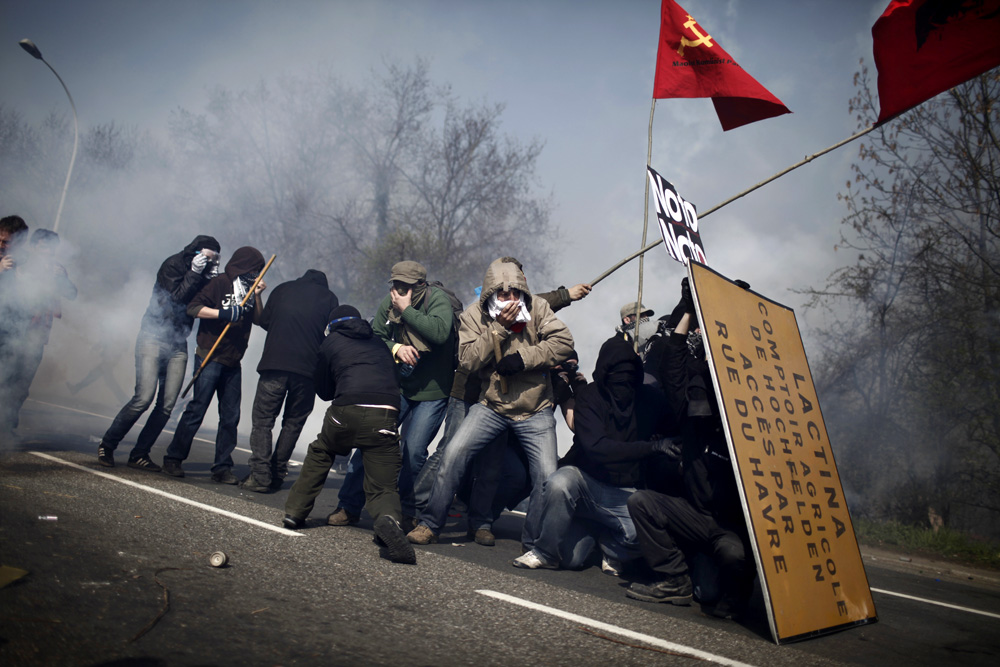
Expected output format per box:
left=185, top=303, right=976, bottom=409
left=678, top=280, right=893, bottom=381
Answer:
left=219, top=304, right=245, bottom=322
left=651, top=437, right=683, bottom=461
left=680, top=277, right=695, bottom=314
left=551, top=371, right=573, bottom=405
left=495, top=352, right=525, bottom=377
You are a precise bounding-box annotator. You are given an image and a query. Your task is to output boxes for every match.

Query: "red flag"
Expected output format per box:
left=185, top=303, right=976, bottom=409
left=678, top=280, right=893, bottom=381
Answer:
left=652, top=0, right=791, bottom=131
left=873, top=0, right=1000, bottom=124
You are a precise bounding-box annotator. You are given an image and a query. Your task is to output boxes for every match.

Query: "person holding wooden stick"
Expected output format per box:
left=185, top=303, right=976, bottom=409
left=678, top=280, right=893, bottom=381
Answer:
left=162, top=246, right=267, bottom=483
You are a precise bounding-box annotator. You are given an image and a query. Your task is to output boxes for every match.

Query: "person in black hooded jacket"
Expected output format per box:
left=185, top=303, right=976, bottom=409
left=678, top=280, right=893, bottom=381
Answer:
left=96, top=234, right=220, bottom=470
left=282, top=305, right=415, bottom=565
left=162, top=246, right=266, bottom=483
left=513, top=335, right=677, bottom=572
left=241, top=269, right=339, bottom=492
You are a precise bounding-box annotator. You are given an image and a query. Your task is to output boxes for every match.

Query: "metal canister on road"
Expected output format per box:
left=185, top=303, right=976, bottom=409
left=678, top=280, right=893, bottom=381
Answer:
left=209, top=551, right=229, bottom=568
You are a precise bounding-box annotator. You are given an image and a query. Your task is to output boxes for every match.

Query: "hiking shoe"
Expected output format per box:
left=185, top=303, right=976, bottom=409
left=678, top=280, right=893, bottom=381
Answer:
left=127, top=456, right=162, bottom=473
left=97, top=446, right=115, bottom=468
left=708, top=595, right=747, bottom=620
left=406, top=524, right=438, bottom=545
left=212, top=469, right=239, bottom=485
left=373, top=515, right=417, bottom=564
left=269, top=476, right=286, bottom=491
left=601, top=556, right=624, bottom=577
left=402, top=515, right=418, bottom=531
left=162, top=458, right=184, bottom=478
left=512, top=549, right=557, bottom=570
left=468, top=528, right=496, bottom=547
left=240, top=475, right=270, bottom=493
left=326, top=508, right=360, bottom=526
left=282, top=514, right=305, bottom=530
left=625, top=575, right=693, bottom=605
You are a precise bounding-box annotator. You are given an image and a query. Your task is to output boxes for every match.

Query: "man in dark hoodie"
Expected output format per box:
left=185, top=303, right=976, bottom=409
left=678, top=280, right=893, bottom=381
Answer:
left=97, top=235, right=220, bottom=470
left=162, top=246, right=266, bottom=483
left=513, top=335, right=677, bottom=572
left=241, top=269, right=339, bottom=492
left=282, top=305, right=415, bottom=565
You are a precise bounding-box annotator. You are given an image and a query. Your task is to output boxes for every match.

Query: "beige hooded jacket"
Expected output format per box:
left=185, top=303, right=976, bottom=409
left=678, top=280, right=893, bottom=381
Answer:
left=458, top=258, right=574, bottom=420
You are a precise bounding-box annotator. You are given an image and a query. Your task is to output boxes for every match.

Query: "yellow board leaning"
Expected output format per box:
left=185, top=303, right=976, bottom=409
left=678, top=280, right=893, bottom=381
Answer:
left=688, top=261, right=877, bottom=644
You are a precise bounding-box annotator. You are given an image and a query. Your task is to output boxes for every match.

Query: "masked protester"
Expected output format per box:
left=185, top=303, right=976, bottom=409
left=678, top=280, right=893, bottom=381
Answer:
left=96, top=235, right=220, bottom=469
left=162, top=246, right=266, bottom=483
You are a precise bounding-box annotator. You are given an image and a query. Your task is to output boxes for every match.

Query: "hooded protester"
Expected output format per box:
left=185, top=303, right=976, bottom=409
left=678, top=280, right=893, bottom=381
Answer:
left=97, top=234, right=220, bottom=469
left=408, top=257, right=574, bottom=549
left=513, top=335, right=677, bottom=572
left=242, top=269, right=339, bottom=492
left=283, top=305, right=415, bottom=565
left=162, top=246, right=267, bottom=483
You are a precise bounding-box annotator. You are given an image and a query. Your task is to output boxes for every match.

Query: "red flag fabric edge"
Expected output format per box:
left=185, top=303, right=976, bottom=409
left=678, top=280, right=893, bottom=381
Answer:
left=873, top=0, right=1000, bottom=124
left=652, top=0, right=791, bottom=131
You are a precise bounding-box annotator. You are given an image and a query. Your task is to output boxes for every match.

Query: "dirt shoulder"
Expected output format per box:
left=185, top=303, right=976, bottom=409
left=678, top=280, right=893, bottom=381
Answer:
left=859, top=542, right=1000, bottom=592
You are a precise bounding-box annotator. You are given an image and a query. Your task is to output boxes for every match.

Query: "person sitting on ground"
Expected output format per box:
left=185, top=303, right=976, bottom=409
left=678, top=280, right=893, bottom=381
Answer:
left=283, top=305, right=415, bottom=565
left=513, top=335, right=677, bottom=573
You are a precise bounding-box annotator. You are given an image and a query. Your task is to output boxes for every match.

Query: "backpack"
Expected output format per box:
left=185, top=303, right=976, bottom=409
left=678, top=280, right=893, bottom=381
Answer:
left=428, top=280, right=464, bottom=369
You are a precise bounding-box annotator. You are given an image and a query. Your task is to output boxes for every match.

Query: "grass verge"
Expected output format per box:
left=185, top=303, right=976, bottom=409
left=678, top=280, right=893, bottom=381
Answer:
left=854, top=518, right=1000, bottom=570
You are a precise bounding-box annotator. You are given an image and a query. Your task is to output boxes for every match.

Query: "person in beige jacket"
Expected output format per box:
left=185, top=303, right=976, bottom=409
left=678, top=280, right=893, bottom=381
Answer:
left=407, top=258, right=574, bottom=548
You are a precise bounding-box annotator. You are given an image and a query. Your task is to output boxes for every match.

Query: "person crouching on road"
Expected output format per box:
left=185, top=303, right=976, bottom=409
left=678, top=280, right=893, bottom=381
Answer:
left=282, top=305, right=416, bottom=565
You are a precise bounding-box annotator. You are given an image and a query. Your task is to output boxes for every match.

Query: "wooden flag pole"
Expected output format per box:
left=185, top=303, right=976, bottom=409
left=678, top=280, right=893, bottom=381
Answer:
left=180, top=254, right=276, bottom=398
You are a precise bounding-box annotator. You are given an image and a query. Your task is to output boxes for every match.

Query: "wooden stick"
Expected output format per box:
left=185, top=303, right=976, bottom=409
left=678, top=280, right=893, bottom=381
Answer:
left=181, top=254, right=276, bottom=397
left=492, top=330, right=508, bottom=394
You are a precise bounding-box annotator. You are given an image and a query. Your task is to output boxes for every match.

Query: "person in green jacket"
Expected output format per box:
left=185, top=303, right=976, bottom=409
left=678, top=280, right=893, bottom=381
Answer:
left=328, top=260, right=455, bottom=526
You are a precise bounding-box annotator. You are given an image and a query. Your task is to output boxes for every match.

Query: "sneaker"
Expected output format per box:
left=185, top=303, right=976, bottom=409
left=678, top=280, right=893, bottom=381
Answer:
left=162, top=458, right=184, bottom=478
left=468, top=528, right=496, bottom=547
left=512, top=549, right=557, bottom=570
left=269, top=476, right=286, bottom=491
left=240, top=475, right=270, bottom=493
left=212, top=469, right=239, bottom=485
left=601, top=556, right=624, bottom=577
left=373, top=515, right=417, bottom=564
left=326, top=508, right=360, bottom=526
left=282, top=514, right=305, bottom=530
left=406, top=524, right=438, bottom=545
left=625, top=574, right=693, bottom=605
left=97, top=446, right=115, bottom=468
left=127, top=456, right=162, bottom=473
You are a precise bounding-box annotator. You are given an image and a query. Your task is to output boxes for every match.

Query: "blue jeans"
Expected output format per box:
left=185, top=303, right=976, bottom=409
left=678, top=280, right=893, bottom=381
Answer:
left=100, top=332, right=188, bottom=459
left=418, top=404, right=557, bottom=548
left=164, top=356, right=242, bottom=474
left=338, top=395, right=447, bottom=516
left=529, top=466, right=641, bottom=567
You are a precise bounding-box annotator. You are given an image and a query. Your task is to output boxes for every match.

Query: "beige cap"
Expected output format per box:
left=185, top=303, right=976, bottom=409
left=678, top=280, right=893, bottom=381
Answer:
left=620, top=301, right=653, bottom=321
left=390, top=260, right=427, bottom=284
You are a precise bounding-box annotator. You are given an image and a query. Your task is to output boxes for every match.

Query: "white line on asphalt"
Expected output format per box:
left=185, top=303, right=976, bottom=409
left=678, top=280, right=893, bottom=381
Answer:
left=28, top=451, right=302, bottom=537
left=871, top=587, right=1000, bottom=620
left=476, top=590, right=756, bottom=667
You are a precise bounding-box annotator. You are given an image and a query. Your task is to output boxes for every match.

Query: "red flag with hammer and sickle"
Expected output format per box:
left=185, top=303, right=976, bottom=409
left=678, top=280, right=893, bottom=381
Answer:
left=652, top=0, right=791, bottom=131
left=873, top=0, right=1000, bottom=125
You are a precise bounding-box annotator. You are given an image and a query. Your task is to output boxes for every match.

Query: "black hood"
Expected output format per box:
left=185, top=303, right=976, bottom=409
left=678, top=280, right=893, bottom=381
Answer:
left=182, top=235, right=221, bottom=265
left=224, top=246, right=265, bottom=280
left=593, top=335, right=643, bottom=439
left=301, top=269, right=329, bottom=289
left=593, top=336, right=643, bottom=393
left=329, top=317, right=374, bottom=340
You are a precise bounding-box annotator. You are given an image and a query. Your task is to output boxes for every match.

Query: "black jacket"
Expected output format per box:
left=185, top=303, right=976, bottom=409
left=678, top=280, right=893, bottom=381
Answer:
left=139, top=235, right=220, bottom=345
left=315, top=317, right=400, bottom=409
left=257, top=270, right=339, bottom=377
left=561, top=336, right=674, bottom=488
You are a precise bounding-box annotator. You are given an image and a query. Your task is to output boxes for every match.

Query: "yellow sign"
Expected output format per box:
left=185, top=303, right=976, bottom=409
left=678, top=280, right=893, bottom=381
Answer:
left=689, top=262, right=877, bottom=644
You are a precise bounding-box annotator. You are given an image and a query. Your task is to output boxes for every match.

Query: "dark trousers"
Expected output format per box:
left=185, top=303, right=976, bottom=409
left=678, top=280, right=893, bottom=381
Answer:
left=0, top=334, right=45, bottom=431
left=285, top=404, right=402, bottom=523
left=247, top=370, right=315, bottom=485
left=164, top=357, right=242, bottom=474
left=627, top=489, right=748, bottom=585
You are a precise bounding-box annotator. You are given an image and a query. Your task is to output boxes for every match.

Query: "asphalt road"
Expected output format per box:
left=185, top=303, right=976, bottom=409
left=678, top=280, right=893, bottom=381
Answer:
left=2, top=397, right=999, bottom=666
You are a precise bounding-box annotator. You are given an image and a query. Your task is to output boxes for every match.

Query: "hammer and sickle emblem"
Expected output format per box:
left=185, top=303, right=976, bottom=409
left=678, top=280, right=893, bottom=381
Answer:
left=676, top=15, right=713, bottom=57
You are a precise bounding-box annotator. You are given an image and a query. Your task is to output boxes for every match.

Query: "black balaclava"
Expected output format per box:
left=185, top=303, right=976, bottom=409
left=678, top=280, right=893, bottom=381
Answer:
left=593, top=336, right=644, bottom=440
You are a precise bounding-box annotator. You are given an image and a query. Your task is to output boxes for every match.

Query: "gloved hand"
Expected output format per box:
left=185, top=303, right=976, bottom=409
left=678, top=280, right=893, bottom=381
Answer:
left=551, top=371, right=573, bottom=405
left=219, top=304, right=245, bottom=322
left=191, top=252, right=211, bottom=274
left=651, top=437, right=683, bottom=461
left=680, top=277, right=695, bottom=314
left=495, top=352, right=525, bottom=377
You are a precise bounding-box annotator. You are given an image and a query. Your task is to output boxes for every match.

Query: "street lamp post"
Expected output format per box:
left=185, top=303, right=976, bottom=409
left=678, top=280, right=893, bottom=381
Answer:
left=19, top=39, right=78, bottom=234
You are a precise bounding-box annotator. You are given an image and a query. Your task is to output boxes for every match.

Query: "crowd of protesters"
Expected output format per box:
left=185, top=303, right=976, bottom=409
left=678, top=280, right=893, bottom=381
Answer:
left=0, top=219, right=754, bottom=617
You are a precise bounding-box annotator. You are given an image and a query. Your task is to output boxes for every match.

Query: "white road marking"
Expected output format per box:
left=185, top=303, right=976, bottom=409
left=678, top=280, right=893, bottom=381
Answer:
left=28, top=451, right=302, bottom=537
left=871, top=587, right=1000, bottom=620
left=477, top=590, right=756, bottom=667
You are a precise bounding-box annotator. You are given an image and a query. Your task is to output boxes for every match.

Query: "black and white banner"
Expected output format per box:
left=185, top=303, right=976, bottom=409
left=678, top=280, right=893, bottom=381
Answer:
left=647, top=166, right=706, bottom=265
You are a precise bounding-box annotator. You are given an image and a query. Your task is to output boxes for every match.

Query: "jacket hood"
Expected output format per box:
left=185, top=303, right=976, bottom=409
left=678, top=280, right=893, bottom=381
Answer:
left=328, top=316, right=373, bottom=340
left=224, top=246, right=265, bottom=280
left=301, top=269, right=329, bottom=289
left=182, top=235, right=221, bottom=264
left=479, top=258, right=531, bottom=306
left=593, top=335, right=643, bottom=394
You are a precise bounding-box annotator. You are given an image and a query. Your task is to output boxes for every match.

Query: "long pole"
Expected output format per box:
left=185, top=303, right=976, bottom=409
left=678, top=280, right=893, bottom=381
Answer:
left=589, top=124, right=878, bottom=286
left=630, top=99, right=657, bottom=352
left=19, top=40, right=78, bottom=234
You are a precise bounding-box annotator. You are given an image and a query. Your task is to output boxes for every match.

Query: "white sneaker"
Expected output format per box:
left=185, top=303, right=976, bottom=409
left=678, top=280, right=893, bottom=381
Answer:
left=601, top=556, right=623, bottom=577
left=512, top=549, right=557, bottom=570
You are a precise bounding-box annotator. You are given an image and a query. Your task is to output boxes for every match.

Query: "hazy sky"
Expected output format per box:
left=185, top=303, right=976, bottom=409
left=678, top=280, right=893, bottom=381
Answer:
left=2, top=0, right=893, bottom=448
